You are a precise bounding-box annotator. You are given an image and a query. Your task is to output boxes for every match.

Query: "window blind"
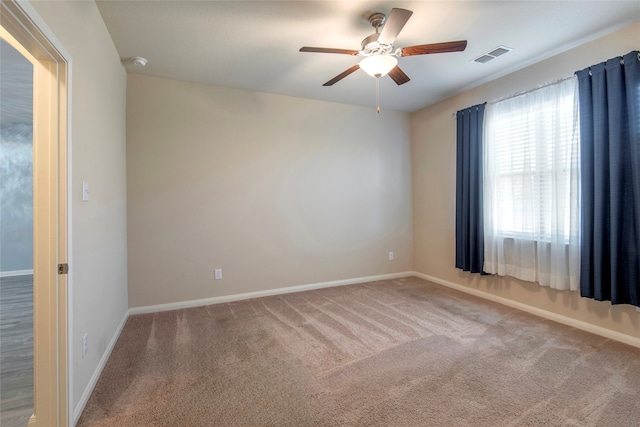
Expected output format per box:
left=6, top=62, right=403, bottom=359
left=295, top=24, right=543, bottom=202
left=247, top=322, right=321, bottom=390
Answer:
left=483, top=77, right=580, bottom=290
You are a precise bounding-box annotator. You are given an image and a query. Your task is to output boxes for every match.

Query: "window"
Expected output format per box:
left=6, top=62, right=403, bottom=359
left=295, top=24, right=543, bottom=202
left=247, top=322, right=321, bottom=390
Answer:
left=483, top=77, right=580, bottom=290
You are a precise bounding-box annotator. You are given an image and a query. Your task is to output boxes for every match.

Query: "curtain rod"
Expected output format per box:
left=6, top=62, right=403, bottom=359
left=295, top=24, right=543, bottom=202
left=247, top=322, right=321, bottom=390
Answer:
left=490, top=75, right=576, bottom=104
left=452, top=76, right=573, bottom=120
left=452, top=51, right=639, bottom=120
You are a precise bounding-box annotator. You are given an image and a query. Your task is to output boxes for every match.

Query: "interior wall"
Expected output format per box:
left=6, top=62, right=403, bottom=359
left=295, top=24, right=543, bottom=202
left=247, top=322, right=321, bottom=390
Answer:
left=0, top=39, right=33, bottom=272
left=127, top=74, right=413, bottom=308
left=411, top=22, right=640, bottom=341
left=0, top=124, right=32, bottom=272
left=29, top=0, right=129, bottom=415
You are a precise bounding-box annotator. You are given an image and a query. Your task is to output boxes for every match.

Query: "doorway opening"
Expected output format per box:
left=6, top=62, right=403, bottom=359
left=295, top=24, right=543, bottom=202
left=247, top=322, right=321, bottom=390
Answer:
left=0, top=1, right=69, bottom=425
left=0, top=37, right=35, bottom=427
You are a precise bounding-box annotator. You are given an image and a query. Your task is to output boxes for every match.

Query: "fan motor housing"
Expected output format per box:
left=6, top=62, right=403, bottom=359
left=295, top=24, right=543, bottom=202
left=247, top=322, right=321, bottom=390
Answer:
left=361, top=33, right=380, bottom=50
left=361, top=33, right=394, bottom=56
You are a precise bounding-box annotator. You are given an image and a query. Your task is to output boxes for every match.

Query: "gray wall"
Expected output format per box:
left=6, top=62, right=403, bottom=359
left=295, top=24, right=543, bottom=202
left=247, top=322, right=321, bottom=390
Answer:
left=127, top=74, right=413, bottom=309
left=0, top=39, right=33, bottom=273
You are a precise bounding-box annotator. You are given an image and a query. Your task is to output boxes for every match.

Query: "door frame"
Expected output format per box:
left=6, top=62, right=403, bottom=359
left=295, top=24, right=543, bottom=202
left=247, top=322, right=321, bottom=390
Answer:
left=0, top=1, right=69, bottom=425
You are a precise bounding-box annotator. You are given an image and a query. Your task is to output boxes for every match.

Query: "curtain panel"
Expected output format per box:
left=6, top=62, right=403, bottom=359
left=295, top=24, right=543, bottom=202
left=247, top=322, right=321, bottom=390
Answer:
left=482, top=78, right=581, bottom=290
left=455, top=104, right=486, bottom=273
left=576, top=51, right=640, bottom=307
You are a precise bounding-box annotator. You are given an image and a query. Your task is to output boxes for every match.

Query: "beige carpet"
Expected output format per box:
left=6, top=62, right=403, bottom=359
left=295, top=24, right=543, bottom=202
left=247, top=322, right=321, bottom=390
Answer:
left=77, top=277, right=640, bottom=426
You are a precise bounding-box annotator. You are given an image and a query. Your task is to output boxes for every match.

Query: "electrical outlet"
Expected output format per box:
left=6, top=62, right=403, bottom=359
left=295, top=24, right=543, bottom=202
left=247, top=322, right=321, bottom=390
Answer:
left=388, top=251, right=394, bottom=261
left=82, top=333, right=88, bottom=358
left=214, top=268, right=223, bottom=280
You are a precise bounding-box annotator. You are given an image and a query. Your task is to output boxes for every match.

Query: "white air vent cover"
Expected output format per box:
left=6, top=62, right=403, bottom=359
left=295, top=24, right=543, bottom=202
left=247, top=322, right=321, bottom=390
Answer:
left=473, top=45, right=513, bottom=64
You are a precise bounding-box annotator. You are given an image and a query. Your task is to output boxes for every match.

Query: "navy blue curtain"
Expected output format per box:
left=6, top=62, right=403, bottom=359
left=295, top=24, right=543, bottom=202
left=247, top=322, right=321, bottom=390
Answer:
left=455, top=104, right=486, bottom=273
left=576, top=51, right=640, bottom=307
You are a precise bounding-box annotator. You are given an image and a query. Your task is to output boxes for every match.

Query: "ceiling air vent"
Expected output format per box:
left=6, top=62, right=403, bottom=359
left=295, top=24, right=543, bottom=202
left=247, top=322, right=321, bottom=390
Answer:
left=473, top=45, right=513, bottom=64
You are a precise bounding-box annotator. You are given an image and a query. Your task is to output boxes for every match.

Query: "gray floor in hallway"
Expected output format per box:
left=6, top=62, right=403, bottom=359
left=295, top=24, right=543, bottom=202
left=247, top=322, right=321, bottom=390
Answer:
left=0, top=274, right=33, bottom=427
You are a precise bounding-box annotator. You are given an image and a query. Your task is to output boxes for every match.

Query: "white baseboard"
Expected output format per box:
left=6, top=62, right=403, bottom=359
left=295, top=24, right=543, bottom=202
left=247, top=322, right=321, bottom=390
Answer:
left=129, top=271, right=414, bottom=315
left=73, top=310, right=129, bottom=425
left=0, top=269, right=34, bottom=277
left=414, top=272, right=640, bottom=349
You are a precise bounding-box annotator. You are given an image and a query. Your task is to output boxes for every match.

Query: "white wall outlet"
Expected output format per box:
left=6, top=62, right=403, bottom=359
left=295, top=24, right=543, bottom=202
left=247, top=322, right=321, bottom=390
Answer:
left=82, top=333, right=88, bottom=358
left=214, top=268, right=223, bottom=280
left=82, top=180, right=90, bottom=202
left=388, top=251, right=394, bottom=261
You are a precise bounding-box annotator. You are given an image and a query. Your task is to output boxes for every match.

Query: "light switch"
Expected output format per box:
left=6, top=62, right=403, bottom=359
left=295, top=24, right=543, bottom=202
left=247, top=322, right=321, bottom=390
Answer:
left=82, top=181, right=89, bottom=202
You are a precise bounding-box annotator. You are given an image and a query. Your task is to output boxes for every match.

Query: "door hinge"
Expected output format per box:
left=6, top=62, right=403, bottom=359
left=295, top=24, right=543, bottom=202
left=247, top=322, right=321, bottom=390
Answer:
left=58, top=263, right=68, bottom=274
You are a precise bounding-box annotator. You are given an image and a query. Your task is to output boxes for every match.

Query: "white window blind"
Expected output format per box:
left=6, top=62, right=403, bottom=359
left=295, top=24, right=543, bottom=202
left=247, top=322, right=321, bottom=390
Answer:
left=483, top=77, right=580, bottom=290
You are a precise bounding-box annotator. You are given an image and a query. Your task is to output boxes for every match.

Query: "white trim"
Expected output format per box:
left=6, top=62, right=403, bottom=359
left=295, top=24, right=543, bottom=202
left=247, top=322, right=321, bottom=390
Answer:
left=16, top=0, right=70, bottom=61
left=0, top=269, right=34, bottom=277
left=72, top=309, right=128, bottom=425
left=13, top=3, right=74, bottom=425
left=129, top=272, right=414, bottom=315
left=414, top=272, right=640, bottom=350
left=66, top=69, right=74, bottom=427
left=14, top=0, right=73, bottom=427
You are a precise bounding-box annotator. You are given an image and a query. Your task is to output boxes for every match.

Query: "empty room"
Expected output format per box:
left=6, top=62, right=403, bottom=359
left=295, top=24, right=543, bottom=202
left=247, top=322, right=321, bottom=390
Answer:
left=0, top=1, right=639, bottom=426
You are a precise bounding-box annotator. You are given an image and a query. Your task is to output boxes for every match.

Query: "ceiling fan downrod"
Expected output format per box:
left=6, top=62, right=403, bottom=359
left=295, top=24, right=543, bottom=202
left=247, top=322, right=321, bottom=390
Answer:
left=368, top=12, right=386, bottom=31
left=361, top=12, right=390, bottom=56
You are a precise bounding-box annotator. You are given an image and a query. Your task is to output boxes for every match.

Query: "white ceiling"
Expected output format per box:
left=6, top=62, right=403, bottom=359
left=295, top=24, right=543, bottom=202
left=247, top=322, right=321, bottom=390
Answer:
left=97, top=1, right=640, bottom=113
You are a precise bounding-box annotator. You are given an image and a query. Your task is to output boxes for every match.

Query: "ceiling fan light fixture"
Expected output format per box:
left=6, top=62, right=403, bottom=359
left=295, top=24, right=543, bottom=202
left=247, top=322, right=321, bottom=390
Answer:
left=299, top=8, right=466, bottom=87
left=359, top=55, right=397, bottom=78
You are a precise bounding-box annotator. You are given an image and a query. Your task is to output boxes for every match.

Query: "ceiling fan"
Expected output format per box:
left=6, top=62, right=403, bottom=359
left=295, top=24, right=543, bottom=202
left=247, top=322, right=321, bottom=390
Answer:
left=300, top=8, right=467, bottom=87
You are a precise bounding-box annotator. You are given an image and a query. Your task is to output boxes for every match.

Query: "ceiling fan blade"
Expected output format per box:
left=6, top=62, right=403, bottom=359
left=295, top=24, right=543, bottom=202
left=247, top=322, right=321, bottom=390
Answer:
left=401, top=40, right=468, bottom=57
left=323, top=64, right=361, bottom=86
left=377, top=8, right=413, bottom=45
left=388, top=66, right=410, bottom=86
left=300, top=47, right=359, bottom=55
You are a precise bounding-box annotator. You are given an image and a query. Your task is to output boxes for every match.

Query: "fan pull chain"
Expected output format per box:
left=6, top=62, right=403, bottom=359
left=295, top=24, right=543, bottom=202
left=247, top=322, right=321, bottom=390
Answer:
left=376, top=77, right=381, bottom=114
